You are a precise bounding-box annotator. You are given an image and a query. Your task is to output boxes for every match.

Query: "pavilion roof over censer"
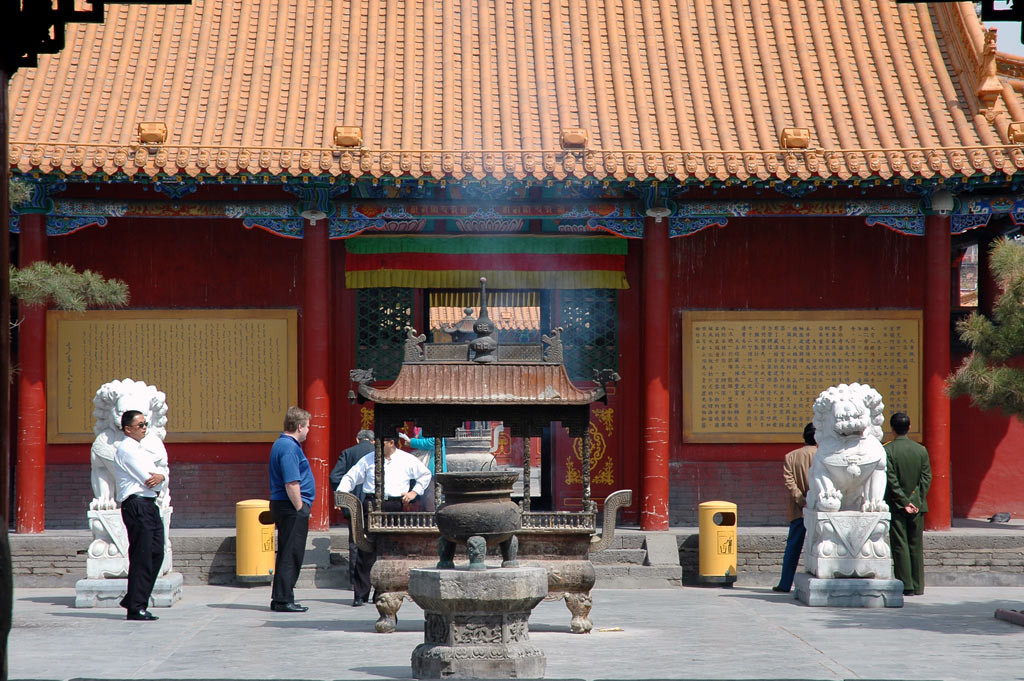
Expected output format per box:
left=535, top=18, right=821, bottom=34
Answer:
left=10, top=0, right=1024, bottom=186
left=350, top=279, right=617, bottom=437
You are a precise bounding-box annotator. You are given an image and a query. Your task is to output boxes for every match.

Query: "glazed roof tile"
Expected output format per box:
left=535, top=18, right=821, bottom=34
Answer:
left=357, top=362, right=605, bottom=405
left=10, top=0, right=1024, bottom=182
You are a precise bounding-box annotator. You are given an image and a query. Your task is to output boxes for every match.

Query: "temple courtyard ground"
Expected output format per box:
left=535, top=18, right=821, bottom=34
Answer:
left=8, top=583, right=1024, bottom=681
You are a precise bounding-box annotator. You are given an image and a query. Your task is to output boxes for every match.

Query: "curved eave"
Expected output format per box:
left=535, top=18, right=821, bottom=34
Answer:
left=12, top=143, right=1024, bottom=184
left=356, top=362, right=606, bottom=406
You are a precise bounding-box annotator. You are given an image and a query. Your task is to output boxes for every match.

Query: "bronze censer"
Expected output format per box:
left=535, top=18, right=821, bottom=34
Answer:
left=434, top=470, right=522, bottom=570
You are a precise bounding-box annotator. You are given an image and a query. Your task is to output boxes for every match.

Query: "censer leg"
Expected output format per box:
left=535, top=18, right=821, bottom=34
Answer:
left=564, top=592, right=593, bottom=634
left=437, top=536, right=456, bottom=569
left=500, top=535, right=519, bottom=567
left=373, top=591, right=404, bottom=633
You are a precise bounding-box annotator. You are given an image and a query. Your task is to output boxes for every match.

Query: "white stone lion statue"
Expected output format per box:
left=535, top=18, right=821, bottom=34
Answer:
left=806, top=382, right=889, bottom=513
left=86, top=379, right=173, bottom=579
left=90, top=379, right=170, bottom=510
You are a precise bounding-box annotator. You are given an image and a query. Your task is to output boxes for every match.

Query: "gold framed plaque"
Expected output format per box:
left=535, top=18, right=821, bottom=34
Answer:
left=682, top=310, right=922, bottom=443
left=46, top=309, right=298, bottom=443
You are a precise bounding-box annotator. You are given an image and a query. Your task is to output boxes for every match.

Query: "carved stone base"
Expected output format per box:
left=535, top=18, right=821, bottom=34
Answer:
left=74, top=571, right=183, bottom=608
left=794, top=572, right=904, bottom=608
left=409, top=567, right=547, bottom=679
left=86, top=506, right=174, bottom=579
left=804, top=510, right=892, bottom=579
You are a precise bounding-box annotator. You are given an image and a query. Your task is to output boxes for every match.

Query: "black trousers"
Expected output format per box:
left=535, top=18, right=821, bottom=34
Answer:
left=353, top=497, right=403, bottom=602
left=270, top=500, right=310, bottom=604
left=119, top=495, right=165, bottom=612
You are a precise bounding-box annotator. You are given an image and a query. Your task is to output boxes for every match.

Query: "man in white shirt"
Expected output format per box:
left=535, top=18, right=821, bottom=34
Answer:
left=113, top=410, right=168, bottom=621
left=338, top=435, right=431, bottom=605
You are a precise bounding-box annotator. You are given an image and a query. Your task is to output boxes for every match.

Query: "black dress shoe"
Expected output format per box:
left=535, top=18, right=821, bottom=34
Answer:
left=772, top=586, right=790, bottom=593
left=126, top=609, right=158, bottom=621
left=352, top=598, right=365, bottom=607
left=270, top=601, right=308, bottom=612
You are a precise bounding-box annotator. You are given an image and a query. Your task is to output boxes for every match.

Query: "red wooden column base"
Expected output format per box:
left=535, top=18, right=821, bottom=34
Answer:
left=16, top=213, right=47, bottom=533
left=302, top=220, right=331, bottom=531
left=923, top=214, right=951, bottom=530
left=641, top=216, right=670, bottom=530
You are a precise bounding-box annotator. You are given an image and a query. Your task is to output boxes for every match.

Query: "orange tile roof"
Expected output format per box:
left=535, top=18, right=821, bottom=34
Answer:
left=10, top=0, right=1024, bottom=182
left=357, top=363, right=605, bottom=405
left=430, top=306, right=540, bottom=333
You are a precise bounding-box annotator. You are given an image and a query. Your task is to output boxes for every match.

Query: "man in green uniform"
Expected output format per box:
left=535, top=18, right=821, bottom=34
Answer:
left=884, top=412, right=932, bottom=596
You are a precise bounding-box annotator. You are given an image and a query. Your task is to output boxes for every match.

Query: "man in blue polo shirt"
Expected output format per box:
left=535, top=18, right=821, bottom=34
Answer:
left=268, top=406, right=315, bottom=613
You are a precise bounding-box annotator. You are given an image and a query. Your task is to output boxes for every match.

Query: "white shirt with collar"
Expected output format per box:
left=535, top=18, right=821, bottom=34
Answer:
left=338, top=449, right=432, bottom=498
left=114, top=436, right=168, bottom=502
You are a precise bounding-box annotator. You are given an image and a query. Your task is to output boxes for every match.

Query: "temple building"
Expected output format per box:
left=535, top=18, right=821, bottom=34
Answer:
left=8, top=0, right=1024, bottom=533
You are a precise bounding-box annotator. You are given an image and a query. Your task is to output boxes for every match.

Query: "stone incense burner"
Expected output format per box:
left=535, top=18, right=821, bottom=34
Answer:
left=434, top=471, right=521, bottom=570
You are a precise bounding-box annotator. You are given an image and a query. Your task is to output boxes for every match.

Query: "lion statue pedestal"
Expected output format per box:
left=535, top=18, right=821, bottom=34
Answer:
left=795, top=383, right=904, bottom=608
left=75, top=378, right=183, bottom=608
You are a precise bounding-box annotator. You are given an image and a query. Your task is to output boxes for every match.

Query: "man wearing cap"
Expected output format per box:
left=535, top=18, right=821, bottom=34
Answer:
left=114, top=409, right=168, bottom=621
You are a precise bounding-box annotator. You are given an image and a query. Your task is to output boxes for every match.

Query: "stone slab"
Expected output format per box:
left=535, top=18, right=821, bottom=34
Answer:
left=74, top=571, right=183, bottom=608
left=642, top=532, right=681, bottom=567
left=793, top=572, right=904, bottom=608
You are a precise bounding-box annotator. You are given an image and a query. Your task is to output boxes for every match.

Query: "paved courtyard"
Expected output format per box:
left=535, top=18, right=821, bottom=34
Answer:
left=8, top=583, right=1024, bottom=681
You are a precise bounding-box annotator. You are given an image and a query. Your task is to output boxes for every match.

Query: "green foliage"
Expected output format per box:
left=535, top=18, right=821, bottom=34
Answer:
left=9, top=262, right=129, bottom=312
left=948, top=238, right=1024, bottom=418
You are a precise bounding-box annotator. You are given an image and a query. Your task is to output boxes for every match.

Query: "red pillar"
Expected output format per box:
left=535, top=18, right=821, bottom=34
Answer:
left=15, top=214, right=47, bottom=533
left=923, top=214, right=951, bottom=530
left=303, top=220, right=331, bottom=531
left=641, top=216, right=670, bottom=530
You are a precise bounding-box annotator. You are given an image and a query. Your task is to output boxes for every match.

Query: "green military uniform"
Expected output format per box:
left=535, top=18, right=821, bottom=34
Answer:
left=884, top=435, right=932, bottom=595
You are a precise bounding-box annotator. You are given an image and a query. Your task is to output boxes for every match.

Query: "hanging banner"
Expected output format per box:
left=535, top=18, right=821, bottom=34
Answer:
left=344, top=235, right=629, bottom=289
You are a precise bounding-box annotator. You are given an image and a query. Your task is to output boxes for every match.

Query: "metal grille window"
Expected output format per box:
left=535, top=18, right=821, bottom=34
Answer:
left=355, top=288, right=415, bottom=381
left=559, top=289, right=618, bottom=381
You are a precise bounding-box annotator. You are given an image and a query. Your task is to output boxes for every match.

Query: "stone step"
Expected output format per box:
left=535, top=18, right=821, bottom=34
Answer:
left=589, top=548, right=647, bottom=565
left=594, top=564, right=682, bottom=589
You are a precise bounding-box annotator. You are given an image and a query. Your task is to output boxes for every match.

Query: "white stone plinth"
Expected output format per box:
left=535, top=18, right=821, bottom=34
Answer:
left=794, top=572, right=904, bottom=608
left=804, top=510, right=892, bottom=579
left=74, top=572, right=183, bottom=608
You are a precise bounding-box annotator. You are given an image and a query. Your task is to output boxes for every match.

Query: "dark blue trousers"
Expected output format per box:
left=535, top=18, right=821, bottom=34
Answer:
left=776, top=517, right=806, bottom=591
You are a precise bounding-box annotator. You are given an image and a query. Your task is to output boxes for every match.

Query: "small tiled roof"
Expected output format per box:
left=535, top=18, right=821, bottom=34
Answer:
left=10, top=0, right=1024, bottom=182
left=431, top=306, right=540, bottom=333
left=356, top=363, right=605, bottom=405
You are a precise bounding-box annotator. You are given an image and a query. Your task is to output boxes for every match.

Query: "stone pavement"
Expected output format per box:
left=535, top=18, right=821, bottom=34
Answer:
left=9, top=583, right=1024, bottom=681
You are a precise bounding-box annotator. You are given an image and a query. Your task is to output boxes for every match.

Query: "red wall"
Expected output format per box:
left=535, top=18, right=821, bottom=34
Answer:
left=950, top=389, right=1024, bottom=519
left=32, top=210, right=1024, bottom=527
left=665, top=217, right=928, bottom=524
left=41, top=216, right=308, bottom=526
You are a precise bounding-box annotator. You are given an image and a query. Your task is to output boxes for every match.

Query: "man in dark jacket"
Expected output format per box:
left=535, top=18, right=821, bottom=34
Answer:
left=329, top=429, right=375, bottom=606
left=884, top=412, right=932, bottom=596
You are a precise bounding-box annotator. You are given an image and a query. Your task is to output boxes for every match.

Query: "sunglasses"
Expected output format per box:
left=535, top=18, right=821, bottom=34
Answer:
left=133, top=422, right=149, bottom=429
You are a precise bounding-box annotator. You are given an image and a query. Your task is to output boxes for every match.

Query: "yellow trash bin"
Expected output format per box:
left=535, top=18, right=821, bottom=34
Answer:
left=236, top=499, right=275, bottom=584
left=698, top=501, right=737, bottom=586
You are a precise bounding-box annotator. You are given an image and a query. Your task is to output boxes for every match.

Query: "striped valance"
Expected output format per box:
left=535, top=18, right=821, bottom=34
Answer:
left=344, top=236, right=629, bottom=289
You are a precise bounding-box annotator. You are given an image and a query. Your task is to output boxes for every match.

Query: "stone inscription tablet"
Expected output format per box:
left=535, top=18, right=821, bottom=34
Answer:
left=682, top=310, right=921, bottom=443
left=46, top=309, right=298, bottom=443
